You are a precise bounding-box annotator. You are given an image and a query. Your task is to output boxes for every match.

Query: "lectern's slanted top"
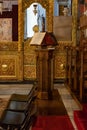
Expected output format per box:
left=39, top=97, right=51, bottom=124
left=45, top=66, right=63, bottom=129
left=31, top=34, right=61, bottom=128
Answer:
left=30, top=32, right=58, bottom=46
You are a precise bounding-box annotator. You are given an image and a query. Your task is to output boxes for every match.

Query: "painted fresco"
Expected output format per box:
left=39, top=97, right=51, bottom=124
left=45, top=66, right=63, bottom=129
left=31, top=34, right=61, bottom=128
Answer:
left=0, top=18, right=12, bottom=41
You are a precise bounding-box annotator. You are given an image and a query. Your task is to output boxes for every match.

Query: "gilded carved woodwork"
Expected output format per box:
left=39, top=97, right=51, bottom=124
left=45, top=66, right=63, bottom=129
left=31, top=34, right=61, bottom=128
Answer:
left=54, top=41, right=72, bottom=79
left=54, top=54, right=66, bottom=79
left=24, top=65, right=36, bottom=79
left=0, top=52, right=23, bottom=80
left=22, top=0, right=53, bottom=32
left=0, top=0, right=24, bottom=81
left=22, top=0, right=54, bottom=79
left=0, top=0, right=23, bottom=51
left=22, top=0, right=49, bottom=10
left=18, top=0, right=24, bottom=51
left=0, top=0, right=78, bottom=80
left=72, top=0, right=78, bottom=46
left=24, top=40, right=36, bottom=79
left=48, top=0, right=54, bottom=32
left=0, top=42, right=18, bottom=51
left=24, top=54, right=36, bottom=79
left=23, top=0, right=78, bottom=80
left=0, top=58, right=15, bottom=76
left=24, top=40, right=73, bottom=80
left=24, top=53, right=36, bottom=65
left=53, top=0, right=78, bottom=79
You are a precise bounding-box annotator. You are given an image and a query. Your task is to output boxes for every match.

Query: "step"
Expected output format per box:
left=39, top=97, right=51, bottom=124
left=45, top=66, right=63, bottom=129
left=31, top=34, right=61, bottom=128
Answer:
left=74, top=110, right=87, bottom=130
left=82, top=104, right=87, bottom=113
left=32, top=127, right=43, bottom=130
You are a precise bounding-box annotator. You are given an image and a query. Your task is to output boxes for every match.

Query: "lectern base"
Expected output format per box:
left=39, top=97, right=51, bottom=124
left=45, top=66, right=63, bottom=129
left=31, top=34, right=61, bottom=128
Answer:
left=37, top=91, right=53, bottom=100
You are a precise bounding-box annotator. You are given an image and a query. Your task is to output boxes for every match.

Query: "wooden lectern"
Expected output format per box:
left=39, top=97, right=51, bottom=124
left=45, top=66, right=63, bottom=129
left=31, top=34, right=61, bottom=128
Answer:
left=30, top=32, right=57, bottom=99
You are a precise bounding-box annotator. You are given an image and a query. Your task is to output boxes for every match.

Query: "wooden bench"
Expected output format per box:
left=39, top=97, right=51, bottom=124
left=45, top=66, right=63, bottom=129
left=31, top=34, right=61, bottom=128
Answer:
left=0, top=84, right=37, bottom=130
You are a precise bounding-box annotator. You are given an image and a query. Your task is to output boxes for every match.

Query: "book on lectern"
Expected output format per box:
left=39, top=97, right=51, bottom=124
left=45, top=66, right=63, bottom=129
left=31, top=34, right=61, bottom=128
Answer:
left=30, top=32, right=46, bottom=46
left=30, top=32, right=58, bottom=46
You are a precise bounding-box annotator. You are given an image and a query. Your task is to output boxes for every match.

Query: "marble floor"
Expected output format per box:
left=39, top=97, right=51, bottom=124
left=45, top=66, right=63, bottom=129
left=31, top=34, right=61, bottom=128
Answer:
left=0, top=83, right=81, bottom=130
left=55, top=83, right=81, bottom=130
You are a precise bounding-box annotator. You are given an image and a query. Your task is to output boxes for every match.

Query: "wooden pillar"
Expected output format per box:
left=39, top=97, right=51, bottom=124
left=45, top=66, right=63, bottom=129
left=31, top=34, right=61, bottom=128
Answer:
left=35, top=47, right=55, bottom=99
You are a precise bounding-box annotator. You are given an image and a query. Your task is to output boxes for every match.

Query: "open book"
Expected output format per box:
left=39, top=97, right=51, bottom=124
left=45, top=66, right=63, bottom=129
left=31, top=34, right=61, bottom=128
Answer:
left=30, top=32, right=46, bottom=46
left=30, top=32, right=57, bottom=46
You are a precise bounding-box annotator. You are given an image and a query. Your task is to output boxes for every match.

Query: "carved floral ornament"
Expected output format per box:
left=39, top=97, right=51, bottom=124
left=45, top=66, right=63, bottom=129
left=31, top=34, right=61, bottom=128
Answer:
left=22, top=0, right=49, bottom=11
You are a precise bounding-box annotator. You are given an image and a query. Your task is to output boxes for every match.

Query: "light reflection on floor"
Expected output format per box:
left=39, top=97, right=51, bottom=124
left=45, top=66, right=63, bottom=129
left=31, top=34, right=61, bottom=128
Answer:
left=54, top=83, right=81, bottom=130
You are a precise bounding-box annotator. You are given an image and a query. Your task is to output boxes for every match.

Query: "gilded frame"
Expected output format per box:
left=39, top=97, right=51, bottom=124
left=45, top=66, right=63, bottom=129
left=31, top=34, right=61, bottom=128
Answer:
left=0, top=0, right=23, bottom=52
left=21, top=0, right=78, bottom=45
left=22, top=0, right=53, bottom=33
left=21, top=0, right=78, bottom=80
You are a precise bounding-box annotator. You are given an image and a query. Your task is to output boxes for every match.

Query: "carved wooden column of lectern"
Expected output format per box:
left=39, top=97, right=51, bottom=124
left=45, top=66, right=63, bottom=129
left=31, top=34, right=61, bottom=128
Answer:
left=35, top=47, right=55, bottom=99
left=30, top=32, right=57, bottom=99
